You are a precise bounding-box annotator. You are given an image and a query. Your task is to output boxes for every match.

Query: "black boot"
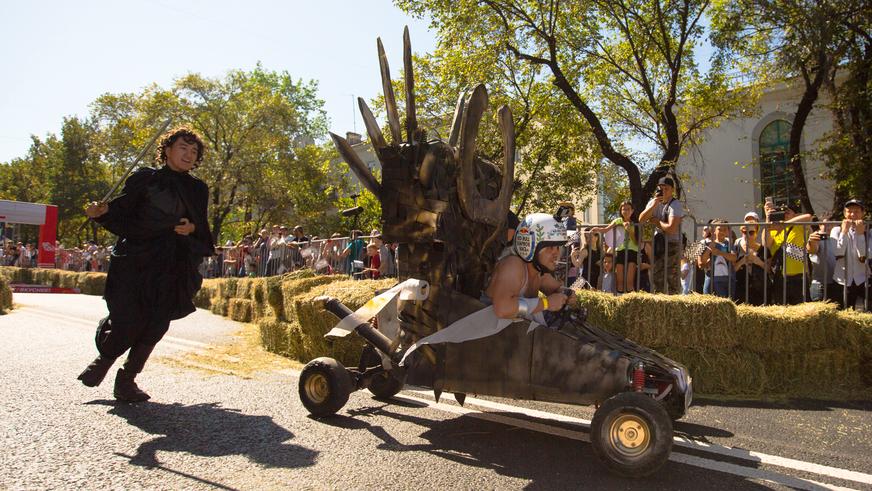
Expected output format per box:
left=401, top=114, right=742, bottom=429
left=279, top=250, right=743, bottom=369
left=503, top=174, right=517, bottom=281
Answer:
left=77, top=356, right=116, bottom=387
left=113, top=343, right=155, bottom=403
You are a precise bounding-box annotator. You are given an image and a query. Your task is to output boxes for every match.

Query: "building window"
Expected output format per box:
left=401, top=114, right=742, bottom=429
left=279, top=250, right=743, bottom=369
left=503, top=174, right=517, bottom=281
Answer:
left=758, top=119, right=799, bottom=207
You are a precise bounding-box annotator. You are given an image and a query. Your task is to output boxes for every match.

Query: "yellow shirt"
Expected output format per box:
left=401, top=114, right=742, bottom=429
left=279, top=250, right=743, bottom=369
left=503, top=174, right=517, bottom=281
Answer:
left=769, top=226, right=806, bottom=276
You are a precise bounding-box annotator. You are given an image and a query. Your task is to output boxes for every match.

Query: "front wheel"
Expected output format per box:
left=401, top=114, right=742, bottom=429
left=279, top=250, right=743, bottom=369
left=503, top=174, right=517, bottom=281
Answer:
left=299, top=357, right=352, bottom=417
left=591, top=392, right=673, bottom=477
left=361, top=346, right=404, bottom=400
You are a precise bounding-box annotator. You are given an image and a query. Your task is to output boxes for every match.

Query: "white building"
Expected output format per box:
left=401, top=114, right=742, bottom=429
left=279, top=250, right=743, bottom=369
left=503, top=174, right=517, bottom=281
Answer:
left=678, top=78, right=837, bottom=232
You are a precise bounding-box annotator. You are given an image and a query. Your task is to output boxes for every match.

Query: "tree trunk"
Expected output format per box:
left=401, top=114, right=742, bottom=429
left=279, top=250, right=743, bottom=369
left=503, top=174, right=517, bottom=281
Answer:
left=788, top=77, right=822, bottom=215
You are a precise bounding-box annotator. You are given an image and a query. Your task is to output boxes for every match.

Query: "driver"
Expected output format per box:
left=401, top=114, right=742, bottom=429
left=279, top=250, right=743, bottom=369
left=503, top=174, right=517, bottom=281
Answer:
left=483, top=213, right=576, bottom=320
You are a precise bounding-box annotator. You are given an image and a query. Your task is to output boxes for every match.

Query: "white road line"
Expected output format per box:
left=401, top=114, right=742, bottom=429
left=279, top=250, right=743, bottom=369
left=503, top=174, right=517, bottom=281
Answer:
left=15, top=306, right=212, bottom=350
left=14, top=303, right=868, bottom=489
left=404, top=388, right=872, bottom=487
left=394, top=394, right=855, bottom=491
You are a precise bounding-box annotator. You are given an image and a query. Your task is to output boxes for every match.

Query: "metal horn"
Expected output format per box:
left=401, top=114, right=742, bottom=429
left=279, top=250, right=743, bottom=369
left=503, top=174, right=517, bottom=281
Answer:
left=403, top=26, right=417, bottom=143
left=447, top=91, right=466, bottom=147
left=358, top=97, right=387, bottom=152
left=329, top=132, right=382, bottom=199
left=377, top=38, right=402, bottom=144
left=457, top=84, right=488, bottom=223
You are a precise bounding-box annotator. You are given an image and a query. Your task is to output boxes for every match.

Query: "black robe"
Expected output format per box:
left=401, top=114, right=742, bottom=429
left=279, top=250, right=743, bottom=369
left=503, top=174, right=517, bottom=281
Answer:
left=94, top=166, right=214, bottom=358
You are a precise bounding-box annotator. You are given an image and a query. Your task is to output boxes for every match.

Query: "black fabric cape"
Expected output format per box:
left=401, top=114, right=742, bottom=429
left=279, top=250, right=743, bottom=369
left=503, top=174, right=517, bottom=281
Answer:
left=95, top=166, right=214, bottom=348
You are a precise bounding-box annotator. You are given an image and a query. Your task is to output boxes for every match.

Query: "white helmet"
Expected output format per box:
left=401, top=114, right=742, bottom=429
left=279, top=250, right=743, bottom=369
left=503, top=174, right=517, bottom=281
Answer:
left=513, top=213, right=567, bottom=272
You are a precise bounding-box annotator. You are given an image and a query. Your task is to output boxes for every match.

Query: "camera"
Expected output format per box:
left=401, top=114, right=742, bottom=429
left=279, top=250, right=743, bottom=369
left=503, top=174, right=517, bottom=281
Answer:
left=655, top=188, right=664, bottom=198
left=769, top=208, right=786, bottom=222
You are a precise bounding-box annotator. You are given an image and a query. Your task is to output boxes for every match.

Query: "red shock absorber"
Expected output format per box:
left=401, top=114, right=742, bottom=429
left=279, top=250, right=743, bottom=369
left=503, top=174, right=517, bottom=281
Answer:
left=633, top=362, right=645, bottom=392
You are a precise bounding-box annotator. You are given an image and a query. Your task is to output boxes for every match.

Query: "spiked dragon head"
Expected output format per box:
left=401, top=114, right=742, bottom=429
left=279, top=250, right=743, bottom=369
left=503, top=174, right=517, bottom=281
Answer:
left=329, top=27, right=515, bottom=246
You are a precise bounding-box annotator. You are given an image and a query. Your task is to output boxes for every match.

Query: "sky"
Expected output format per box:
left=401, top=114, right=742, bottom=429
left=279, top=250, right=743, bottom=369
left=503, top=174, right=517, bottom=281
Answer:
left=0, top=0, right=437, bottom=163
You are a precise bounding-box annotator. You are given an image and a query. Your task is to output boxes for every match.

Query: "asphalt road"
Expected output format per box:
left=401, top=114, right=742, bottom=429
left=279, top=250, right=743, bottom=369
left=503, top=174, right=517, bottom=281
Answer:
left=1, top=293, right=870, bottom=490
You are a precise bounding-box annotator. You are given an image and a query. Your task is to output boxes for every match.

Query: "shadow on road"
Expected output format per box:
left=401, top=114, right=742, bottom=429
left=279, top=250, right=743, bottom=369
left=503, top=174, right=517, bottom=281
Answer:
left=86, top=400, right=318, bottom=472
left=314, top=403, right=771, bottom=490
left=692, top=397, right=872, bottom=412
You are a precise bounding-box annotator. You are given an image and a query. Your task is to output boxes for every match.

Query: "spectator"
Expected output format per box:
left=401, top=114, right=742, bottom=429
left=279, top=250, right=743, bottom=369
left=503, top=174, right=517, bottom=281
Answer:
left=807, top=215, right=838, bottom=303
left=639, top=176, right=684, bottom=294
left=764, top=201, right=812, bottom=305
left=370, top=230, right=396, bottom=278
left=559, top=201, right=577, bottom=232
left=598, top=253, right=616, bottom=293
left=286, top=225, right=309, bottom=269
left=340, top=230, right=366, bottom=276
left=734, top=212, right=767, bottom=305
left=364, top=242, right=381, bottom=279
left=592, top=201, right=639, bottom=292
left=253, top=228, right=270, bottom=276
left=266, top=225, right=287, bottom=275
left=576, top=228, right=601, bottom=289
left=698, top=219, right=736, bottom=298
left=831, top=199, right=869, bottom=310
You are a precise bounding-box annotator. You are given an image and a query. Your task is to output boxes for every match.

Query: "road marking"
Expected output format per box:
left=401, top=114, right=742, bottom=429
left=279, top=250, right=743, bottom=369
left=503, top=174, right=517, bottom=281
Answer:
left=14, top=306, right=213, bottom=350
left=394, top=393, right=856, bottom=491
left=403, top=388, right=872, bottom=487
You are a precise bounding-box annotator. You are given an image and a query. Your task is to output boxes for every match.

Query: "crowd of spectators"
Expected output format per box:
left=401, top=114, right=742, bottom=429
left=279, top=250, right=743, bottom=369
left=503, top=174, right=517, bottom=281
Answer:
left=10, top=186, right=869, bottom=311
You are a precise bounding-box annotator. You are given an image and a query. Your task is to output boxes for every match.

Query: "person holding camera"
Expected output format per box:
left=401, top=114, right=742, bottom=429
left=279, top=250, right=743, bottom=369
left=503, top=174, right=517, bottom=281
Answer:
left=831, top=199, right=869, bottom=310
left=698, top=219, right=737, bottom=298
left=639, top=176, right=684, bottom=294
left=763, top=200, right=812, bottom=305
left=734, top=212, right=767, bottom=305
left=806, top=215, right=838, bottom=303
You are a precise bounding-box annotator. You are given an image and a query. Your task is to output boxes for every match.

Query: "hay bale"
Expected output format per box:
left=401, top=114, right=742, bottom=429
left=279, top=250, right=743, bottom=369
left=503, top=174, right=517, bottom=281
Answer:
left=576, top=290, right=739, bottom=350
left=0, top=275, right=12, bottom=313
left=281, top=275, right=347, bottom=322
left=736, top=303, right=867, bottom=354
left=659, top=347, right=768, bottom=396
left=77, top=273, right=106, bottom=295
left=227, top=298, right=253, bottom=322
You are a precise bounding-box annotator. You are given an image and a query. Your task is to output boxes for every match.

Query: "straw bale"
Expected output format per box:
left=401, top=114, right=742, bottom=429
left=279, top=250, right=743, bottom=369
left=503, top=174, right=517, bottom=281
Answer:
left=738, top=302, right=868, bottom=354
left=576, top=290, right=739, bottom=350
left=0, top=276, right=12, bottom=313
left=210, top=299, right=228, bottom=317
left=76, top=273, right=106, bottom=295
left=280, top=275, right=346, bottom=321
left=227, top=298, right=253, bottom=322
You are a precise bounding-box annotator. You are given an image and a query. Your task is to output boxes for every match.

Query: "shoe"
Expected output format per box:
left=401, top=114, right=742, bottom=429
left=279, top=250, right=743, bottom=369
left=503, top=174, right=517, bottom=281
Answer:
left=77, top=356, right=116, bottom=387
left=113, top=343, right=156, bottom=402
left=113, top=368, right=150, bottom=402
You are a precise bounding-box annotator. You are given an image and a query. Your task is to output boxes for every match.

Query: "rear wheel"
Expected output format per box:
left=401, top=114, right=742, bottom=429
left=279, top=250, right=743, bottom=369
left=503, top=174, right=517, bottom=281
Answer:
left=299, top=357, right=352, bottom=417
left=361, top=346, right=404, bottom=400
left=591, top=392, right=673, bottom=477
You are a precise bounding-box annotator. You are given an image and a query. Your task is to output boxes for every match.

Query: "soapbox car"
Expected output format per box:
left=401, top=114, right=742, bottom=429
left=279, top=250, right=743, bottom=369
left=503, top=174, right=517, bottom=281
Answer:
left=299, top=290, right=692, bottom=477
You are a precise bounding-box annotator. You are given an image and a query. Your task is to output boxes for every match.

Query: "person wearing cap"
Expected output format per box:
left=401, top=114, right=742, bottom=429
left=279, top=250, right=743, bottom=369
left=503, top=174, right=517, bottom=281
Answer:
left=734, top=211, right=767, bottom=305
left=339, top=230, right=366, bottom=276
left=638, top=175, right=684, bottom=294
left=483, top=213, right=576, bottom=320
left=831, top=199, right=869, bottom=310
left=559, top=201, right=577, bottom=231
left=763, top=200, right=812, bottom=305
left=807, top=213, right=838, bottom=304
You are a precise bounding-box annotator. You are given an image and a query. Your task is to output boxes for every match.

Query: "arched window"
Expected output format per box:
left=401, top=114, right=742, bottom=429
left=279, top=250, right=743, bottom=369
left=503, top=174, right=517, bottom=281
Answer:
left=758, top=120, right=798, bottom=206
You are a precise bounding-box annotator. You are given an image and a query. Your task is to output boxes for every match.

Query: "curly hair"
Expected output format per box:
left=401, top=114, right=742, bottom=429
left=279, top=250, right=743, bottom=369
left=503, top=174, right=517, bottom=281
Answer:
left=156, top=126, right=205, bottom=168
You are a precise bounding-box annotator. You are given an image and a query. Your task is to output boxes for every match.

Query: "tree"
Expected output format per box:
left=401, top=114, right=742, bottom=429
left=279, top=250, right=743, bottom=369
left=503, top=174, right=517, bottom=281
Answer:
left=396, top=0, right=748, bottom=212
left=0, top=117, right=111, bottom=245
left=91, top=64, right=334, bottom=242
left=821, top=7, right=872, bottom=214
left=711, top=0, right=863, bottom=214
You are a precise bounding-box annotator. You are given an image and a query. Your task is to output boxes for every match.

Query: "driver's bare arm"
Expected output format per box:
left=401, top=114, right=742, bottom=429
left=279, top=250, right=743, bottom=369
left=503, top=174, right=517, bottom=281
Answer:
left=540, top=273, right=575, bottom=306
left=488, top=257, right=536, bottom=319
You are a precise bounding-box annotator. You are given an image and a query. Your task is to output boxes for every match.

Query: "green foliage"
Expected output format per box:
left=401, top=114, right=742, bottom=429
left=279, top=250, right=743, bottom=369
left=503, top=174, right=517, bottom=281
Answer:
left=395, top=0, right=749, bottom=210
left=90, top=64, right=340, bottom=242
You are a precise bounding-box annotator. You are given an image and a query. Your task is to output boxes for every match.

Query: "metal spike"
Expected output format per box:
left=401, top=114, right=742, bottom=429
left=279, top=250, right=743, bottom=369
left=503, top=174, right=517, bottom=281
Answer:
left=457, top=84, right=488, bottom=222
left=454, top=393, right=466, bottom=406
left=433, top=388, right=442, bottom=403
left=418, top=148, right=438, bottom=188
left=403, top=26, right=417, bottom=144
left=329, top=132, right=382, bottom=199
left=377, top=38, right=402, bottom=144
left=358, top=97, right=387, bottom=151
left=447, top=91, right=466, bottom=147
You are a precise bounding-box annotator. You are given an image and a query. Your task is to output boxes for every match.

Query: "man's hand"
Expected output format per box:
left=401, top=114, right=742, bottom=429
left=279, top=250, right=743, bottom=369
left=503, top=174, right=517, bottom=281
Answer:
left=84, top=201, right=108, bottom=219
left=174, top=218, right=196, bottom=236
left=545, top=292, right=569, bottom=311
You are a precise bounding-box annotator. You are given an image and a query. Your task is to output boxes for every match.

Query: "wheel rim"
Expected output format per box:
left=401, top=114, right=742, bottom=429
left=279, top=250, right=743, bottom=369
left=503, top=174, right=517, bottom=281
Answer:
left=608, top=413, right=651, bottom=457
left=304, top=373, right=330, bottom=404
